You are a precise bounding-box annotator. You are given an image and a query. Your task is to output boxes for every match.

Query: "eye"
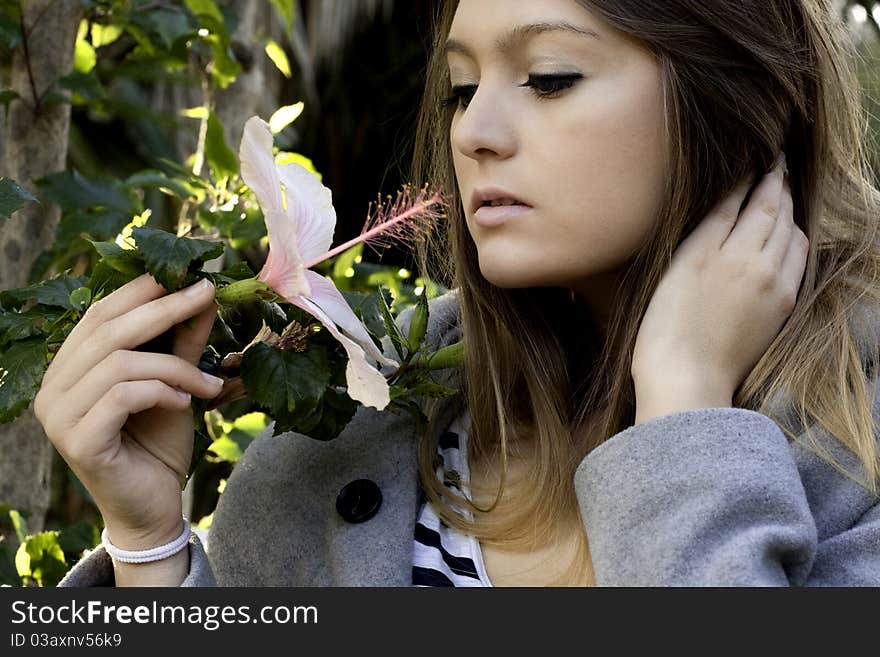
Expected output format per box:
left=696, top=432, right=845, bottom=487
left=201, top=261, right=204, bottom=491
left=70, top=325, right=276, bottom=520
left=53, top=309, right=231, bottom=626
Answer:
left=440, top=84, right=477, bottom=111
left=519, top=73, right=583, bottom=100
left=440, top=73, right=582, bottom=112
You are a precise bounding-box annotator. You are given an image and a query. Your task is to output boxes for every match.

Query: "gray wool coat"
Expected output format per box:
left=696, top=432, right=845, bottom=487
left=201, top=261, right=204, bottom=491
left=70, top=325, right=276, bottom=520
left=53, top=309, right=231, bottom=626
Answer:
left=59, top=289, right=880, bottom=586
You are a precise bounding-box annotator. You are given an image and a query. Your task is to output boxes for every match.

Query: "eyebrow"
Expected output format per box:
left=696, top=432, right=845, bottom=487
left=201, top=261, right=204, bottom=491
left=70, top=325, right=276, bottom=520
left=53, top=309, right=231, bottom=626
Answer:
left=444, top=20, right=602, bottom=59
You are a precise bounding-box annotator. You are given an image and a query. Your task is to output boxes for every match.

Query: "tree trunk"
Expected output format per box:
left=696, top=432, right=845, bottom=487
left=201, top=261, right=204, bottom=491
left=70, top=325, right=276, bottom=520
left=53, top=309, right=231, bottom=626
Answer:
left=0, top=0, right=82, bottom=553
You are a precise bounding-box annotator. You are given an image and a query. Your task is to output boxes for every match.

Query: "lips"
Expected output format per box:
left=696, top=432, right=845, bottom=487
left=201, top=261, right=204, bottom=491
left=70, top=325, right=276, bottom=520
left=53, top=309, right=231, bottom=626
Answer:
left=470, top=187, right=532, bottom=215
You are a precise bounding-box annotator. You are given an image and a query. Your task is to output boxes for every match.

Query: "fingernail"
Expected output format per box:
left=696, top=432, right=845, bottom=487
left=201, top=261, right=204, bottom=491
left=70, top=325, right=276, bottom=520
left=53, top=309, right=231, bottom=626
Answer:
left=176, top=389, right=191, bottom=400
left=202, top=372, right=224, bottom=387
left=183, top=279, right=209, bottom=297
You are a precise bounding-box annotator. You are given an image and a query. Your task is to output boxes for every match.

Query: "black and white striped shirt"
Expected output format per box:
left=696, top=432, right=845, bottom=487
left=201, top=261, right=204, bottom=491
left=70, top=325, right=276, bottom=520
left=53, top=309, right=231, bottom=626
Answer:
left=412, top=408, right=494, bottom=586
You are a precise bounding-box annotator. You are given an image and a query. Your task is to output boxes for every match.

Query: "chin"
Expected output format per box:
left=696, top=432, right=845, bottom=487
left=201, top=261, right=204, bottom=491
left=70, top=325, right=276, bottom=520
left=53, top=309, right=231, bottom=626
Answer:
left=478, top=263, right=557, bottom=290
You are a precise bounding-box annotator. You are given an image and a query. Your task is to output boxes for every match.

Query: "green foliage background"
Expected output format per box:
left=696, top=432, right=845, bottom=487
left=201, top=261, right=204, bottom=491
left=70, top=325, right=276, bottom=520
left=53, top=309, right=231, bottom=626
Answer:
left=0, top=0, right=446, bottom=586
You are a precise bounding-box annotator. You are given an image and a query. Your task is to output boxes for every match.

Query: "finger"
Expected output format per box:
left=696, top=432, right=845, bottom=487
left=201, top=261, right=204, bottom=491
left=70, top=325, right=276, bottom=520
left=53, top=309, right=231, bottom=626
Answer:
left=723, top=154, right=786, bottom=253
left=173, top=300, right=219, bottom=365
left=684, top=175, right=755, bottom=253
left=761, top=173, right=794, bottom=264
left=49, top=273, right=169, bottom=380
left=64, top=380, right=193, bottom=467
left=65, top=350, right=224, bottom=422
left=50, top=278, right=216, bottom=393
left=779, top=227, right=809, bottom=304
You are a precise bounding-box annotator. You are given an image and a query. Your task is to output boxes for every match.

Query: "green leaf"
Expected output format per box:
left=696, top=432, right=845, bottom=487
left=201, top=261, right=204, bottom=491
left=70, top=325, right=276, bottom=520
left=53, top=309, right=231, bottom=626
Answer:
left=15, top=531, right=68, bottom=586
left=57, top=70, right=106, bottom=103
left=74, top=20, right=96, bottom=73
left=90, top=22, right=123, bottom=48
left=68, top=286, right=92, bottom=312
left=37, top=170, right=136, bottom=213
left=240, top=341, right=330, bottom=416
left=0, top=542, right=19, bottom=586
left=378, top=287, right=406, bottom=359
left=0, top=177, right=37, bottom=219
left=271, top=385, right=359, bottom=441
left=331, top=241, right=362, bottom=280
left=269, top=103, right=304, bottom=133
left=9, top=509, right=28, bottom=543
left=87, top=259, right=135, bottom=300
left=56, top=521, right=101, bottom=557
left=131, top=226, right=224, bottom=291
left=205, top=111, right=238, bottom=179
left=207, top=435, right=241, bottom=463
left=268, top=0, right=294, bottom=37
left=0, top=306, right=62, bottom=346
left=139, top=7, right=192, bottom=50
left=0, top=272, right=90, bottom=311
left=184, top=0, right=225, bottom=31
left=407, top=293, right=429, bottom=353
left=125, top=170, right=197, bottom=199
left=351, top=287, right=392, bottom=342
left=422, top=340, right=465, bottom=370
left=401, top=381, right=459, bottom=399
left=0, top=338, right=48, bottom=423
left=87, top=240, right=147, bottom=277
left=0, top=89, right=19, bottom=106
left=264, top=39, right=291, bottom=78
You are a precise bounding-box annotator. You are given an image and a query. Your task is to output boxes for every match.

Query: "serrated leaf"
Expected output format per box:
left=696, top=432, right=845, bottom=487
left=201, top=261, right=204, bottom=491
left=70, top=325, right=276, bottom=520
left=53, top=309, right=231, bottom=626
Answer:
left=87, top=259, right=134, bottom=300
left=87, top=239, right=147, bottom=277
left=0, top=273, right=90, bottom=311
left=0, top=177, right=37, bottom=219
left=271, top=386, right=358, bottom=441
left=0, top=306, right=61, bottom=346
left=131, top=226, right=224, bottom=290
left=240, top=341, right=330, bottom=416
left=0, top=338, right=48, bottom=423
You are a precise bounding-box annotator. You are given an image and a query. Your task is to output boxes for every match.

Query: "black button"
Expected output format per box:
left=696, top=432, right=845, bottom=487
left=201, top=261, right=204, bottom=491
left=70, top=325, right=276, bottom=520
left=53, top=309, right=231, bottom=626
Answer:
left=336, top=479, right=382, bottom=523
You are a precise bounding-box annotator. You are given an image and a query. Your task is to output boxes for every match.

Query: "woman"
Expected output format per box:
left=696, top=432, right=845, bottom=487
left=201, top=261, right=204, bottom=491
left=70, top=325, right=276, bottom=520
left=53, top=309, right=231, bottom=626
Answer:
left=51, top=0, right=880, bottom=587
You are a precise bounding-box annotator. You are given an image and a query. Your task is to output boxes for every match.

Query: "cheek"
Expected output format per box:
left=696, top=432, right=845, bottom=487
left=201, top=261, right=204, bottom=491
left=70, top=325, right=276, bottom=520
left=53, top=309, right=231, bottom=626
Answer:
left=540, top=73, right=666, bottom=263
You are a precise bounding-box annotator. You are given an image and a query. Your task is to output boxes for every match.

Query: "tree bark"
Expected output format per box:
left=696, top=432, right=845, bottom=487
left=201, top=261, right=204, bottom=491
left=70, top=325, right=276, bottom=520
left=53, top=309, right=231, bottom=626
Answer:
left=0, top=0, right=82, bottom=553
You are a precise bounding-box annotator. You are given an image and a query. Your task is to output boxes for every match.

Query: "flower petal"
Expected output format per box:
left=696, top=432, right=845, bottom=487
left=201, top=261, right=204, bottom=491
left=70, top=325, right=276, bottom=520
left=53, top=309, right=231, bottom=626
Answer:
left=288, top=291, right=393, bottom=410
left=276, top=162, right=336, bottom=263
left=303, top=269, right=399, bottom=368
left=240, top=118, right=311, bottom=298
left=239, top=117, right=283, bottom=212
left=257, top=209, right=311, bottom=299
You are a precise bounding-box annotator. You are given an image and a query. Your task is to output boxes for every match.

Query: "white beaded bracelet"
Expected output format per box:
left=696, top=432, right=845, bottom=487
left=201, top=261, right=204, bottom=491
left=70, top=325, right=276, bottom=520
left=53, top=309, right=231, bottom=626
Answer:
left=101, top=518, right=192, bottom=564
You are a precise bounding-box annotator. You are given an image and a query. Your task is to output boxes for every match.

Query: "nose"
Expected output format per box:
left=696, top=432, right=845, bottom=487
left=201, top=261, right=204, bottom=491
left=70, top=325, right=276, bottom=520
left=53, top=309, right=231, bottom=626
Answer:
left=450, top=79, right=517, bottom=161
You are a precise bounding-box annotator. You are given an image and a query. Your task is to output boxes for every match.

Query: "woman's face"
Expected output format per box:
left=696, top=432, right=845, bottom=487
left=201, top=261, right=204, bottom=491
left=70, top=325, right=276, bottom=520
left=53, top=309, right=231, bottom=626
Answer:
left=447, top=0, right=668, bottom=297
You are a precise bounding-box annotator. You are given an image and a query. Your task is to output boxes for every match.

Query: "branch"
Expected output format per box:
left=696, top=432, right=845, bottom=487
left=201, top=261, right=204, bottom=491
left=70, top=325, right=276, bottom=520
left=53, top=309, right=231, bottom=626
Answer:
left=18, top=0, right=41, bottom=111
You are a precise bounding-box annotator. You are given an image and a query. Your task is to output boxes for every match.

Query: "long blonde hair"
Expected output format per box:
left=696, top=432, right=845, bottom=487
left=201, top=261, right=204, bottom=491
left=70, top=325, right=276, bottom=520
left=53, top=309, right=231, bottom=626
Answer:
left=407, top=0, right=880, bottom=586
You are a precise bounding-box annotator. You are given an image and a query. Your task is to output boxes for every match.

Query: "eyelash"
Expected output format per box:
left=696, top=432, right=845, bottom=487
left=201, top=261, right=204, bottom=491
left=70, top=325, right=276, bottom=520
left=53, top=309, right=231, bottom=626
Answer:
left=440, top=73, right=582, bottom=111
